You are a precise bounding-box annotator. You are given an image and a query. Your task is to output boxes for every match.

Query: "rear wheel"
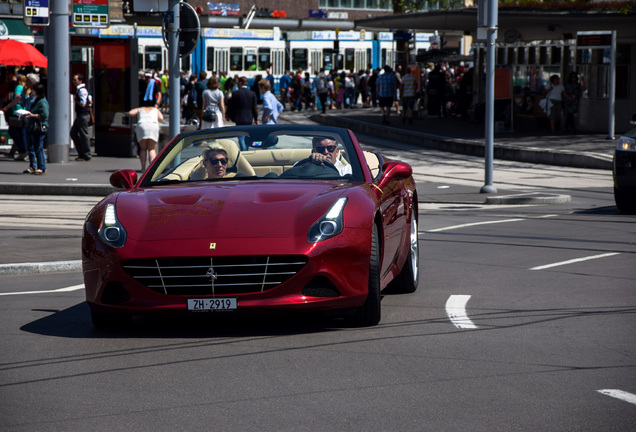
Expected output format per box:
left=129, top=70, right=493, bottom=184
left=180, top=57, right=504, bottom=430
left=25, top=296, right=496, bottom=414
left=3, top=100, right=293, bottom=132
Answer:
left=389, top=207, right=419, bottom=293
left=351, top=224, right=381, bottom=327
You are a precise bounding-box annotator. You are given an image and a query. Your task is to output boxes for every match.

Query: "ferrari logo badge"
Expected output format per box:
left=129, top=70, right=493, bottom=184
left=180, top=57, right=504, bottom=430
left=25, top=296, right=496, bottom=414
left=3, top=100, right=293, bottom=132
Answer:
left=209, top=243, right=216, bottom=250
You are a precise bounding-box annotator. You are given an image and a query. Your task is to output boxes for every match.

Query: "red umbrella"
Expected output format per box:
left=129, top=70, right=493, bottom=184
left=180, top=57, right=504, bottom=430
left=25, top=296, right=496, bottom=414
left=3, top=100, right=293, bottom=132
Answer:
left=0, top=39, right=48, bottom=68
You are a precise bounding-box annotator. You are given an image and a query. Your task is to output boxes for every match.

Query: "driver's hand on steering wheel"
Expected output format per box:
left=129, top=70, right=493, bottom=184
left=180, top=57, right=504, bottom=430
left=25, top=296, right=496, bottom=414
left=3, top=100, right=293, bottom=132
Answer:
left=310, top=152, right=330, bottom=165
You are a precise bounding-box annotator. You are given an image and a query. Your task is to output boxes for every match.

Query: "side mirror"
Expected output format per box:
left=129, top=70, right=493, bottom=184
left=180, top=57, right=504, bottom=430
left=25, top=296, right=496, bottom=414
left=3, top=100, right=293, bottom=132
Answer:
left=376, top=161, right=413, bottom=189
left=110, top=169, right=138, bottom=189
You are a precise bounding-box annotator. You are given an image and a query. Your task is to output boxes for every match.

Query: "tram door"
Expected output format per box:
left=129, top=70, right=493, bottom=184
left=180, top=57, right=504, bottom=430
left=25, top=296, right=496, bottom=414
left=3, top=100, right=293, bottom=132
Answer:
left=214, top=48, right=230, bottom=75
left=272, top=49, right=285, bottom=76
left=310, top=50, right=322, bottom=75
left=355, top=50, right=367, bottom=72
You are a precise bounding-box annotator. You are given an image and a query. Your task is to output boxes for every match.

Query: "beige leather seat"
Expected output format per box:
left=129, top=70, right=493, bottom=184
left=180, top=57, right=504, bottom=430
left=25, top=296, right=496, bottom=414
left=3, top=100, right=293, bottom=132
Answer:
left=189, top=138, right=256, bottom=180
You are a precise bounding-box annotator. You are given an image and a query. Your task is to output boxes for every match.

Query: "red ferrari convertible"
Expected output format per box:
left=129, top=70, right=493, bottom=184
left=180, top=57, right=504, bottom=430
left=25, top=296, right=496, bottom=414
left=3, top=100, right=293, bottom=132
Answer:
left=82, top=125, right=418, bottom=327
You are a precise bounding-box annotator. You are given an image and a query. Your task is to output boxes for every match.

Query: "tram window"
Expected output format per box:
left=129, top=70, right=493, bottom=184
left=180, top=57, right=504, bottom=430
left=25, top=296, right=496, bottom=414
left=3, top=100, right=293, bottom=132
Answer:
left=539, top=46, right=548, bottom=64
left=292, top=48, right=308, bottom=71
left=323, top=49, right=334, bottom=70
left=207, top=47, right=215, bottom=71
left=181, top=55, right=190, bottom=72
left=517, top=47, right=525, bottom=64
left=551, top=46, right=561, bottom=65
left=496, top=47, right=505, bottom=64
left=245, top=50, right=257, bottom=71
left=353, top=0, right=364, bottom=7
left=345, top=48, right=355, bottom=71
left=230, top=47, right=243, bottom=71
left=258, top=48, right=271, bottom=71
left=507, top=47, right=516, bottom=64
left=145, top=46, right=162, bottom=71
left=528, top=47, right=536, bottom=64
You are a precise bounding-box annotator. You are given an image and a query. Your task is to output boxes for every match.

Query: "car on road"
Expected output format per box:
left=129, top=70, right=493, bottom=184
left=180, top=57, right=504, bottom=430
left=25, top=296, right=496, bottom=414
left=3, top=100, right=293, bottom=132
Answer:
left=82, top=125, right=419, bottom=327
left=613, top=112, right=636, bottom=213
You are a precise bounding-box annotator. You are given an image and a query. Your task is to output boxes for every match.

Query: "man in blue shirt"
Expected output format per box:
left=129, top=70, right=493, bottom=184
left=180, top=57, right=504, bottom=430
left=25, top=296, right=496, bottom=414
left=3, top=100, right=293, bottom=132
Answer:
left=259, top=79, right=284, bottom=124
left=376, top=65, right=397, bottom=125
left=279, top=70, right=291, bottom=109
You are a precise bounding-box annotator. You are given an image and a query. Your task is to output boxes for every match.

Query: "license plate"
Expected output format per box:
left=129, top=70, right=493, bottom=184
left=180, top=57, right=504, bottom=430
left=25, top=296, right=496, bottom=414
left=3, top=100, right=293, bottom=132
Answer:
left=187, top=298, right=238, bottom=312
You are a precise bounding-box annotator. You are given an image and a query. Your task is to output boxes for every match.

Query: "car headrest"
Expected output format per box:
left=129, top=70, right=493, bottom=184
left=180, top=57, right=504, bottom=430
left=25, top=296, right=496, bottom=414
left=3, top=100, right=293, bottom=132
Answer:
left=212, top=139, right=241, bottom=170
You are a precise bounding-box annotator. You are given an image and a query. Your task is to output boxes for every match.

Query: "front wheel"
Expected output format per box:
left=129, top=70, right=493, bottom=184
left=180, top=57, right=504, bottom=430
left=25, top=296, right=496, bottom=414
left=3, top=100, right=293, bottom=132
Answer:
left=350, top=224, right=381, bottom=327
left=389, top=207, right=419, bottom=293
left=614, top=186, right=636, bottom=214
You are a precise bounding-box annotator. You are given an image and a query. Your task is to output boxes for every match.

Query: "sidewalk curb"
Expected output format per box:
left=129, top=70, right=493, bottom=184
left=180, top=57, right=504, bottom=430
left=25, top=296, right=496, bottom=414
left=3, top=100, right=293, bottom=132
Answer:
left=310, top=113, right=612, bottom=170
left=0, top=260, right=82, bottom=275
left=0, top=183, right=115, bottom=196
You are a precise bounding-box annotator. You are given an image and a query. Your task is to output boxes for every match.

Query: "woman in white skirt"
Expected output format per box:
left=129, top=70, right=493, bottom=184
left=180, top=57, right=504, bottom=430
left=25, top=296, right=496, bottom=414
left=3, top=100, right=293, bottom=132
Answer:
left=129, top=105, right=164, bottom=171
left=201, top=77, right=225, bottom=129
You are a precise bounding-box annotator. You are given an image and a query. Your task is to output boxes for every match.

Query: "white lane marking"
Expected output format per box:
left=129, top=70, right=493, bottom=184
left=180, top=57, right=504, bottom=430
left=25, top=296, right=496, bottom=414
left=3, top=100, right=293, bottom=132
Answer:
left=445, top=295, right=477, bottom=329
left=530, top=253, right=620, bottom=271
left=597, top=389, right=636, bottom=406
left=0, top=284, right=84, bottom=296
left=427, top=218, right=525, bottom=232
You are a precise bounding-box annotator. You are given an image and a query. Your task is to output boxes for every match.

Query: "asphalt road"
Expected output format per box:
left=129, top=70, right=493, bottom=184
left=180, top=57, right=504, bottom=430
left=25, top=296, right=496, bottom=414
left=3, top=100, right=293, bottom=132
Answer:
left=1, top=136, right=635, bottom=431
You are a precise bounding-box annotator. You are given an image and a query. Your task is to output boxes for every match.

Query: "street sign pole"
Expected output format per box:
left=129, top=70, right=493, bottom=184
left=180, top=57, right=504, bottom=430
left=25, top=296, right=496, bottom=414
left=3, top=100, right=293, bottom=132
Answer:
left=168, top=0, right=180, bottom=141
left=48, top=0, right=70, bottom=163
left=479, top=0, right=497, bottom=194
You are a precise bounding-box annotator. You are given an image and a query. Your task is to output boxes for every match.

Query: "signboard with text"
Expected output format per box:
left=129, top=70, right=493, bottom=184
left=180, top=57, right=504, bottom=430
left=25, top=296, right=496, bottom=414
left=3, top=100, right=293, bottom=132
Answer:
left=24, top=0, right=49, bottom=26
left=72, top=0, right=109, bottom=28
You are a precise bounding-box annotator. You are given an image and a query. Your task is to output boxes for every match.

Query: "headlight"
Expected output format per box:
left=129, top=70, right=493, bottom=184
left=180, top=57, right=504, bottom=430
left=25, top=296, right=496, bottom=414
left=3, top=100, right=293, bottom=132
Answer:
left=307, top=197, right=347, bottom=243
left=98, top=203, right=127, bottom=248
left=617, top=136, right=636, bottom=152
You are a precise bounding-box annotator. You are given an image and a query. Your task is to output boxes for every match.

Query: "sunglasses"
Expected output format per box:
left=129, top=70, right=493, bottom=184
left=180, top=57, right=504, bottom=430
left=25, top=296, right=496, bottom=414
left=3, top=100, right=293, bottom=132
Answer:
left=314, top=145, right=337, bottom=153
left=206, top=157, right=228, bottom=166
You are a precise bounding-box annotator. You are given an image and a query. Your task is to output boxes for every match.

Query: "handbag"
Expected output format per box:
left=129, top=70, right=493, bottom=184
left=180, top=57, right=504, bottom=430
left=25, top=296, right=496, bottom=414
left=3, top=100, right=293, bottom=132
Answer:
left=8, top=115, right=24, bottom=128
left=202, top=106, right=217, bottom=123
left=28, top=118, right=47, bottom=135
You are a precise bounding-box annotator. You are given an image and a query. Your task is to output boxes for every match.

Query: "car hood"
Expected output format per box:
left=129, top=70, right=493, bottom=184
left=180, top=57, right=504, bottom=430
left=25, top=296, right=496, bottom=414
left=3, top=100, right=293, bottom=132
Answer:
left=114, top=180, right=351, bottom=241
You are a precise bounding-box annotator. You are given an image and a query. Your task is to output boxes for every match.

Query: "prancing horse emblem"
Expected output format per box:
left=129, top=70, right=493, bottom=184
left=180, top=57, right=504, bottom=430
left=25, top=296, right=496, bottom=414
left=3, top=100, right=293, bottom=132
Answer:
left=205, top=267, right=218, bottom=282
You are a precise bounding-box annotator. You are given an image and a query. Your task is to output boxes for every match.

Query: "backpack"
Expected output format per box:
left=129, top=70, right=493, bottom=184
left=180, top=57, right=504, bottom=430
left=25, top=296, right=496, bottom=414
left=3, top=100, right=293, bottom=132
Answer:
left=187, top=86, right=197, bottom=108
left=318, top=76, right=327, bottom=94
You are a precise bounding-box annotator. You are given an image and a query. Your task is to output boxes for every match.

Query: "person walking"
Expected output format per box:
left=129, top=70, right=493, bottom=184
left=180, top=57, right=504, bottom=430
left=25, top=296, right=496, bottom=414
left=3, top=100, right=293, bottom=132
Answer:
left=279, top=70, right=291, bottom=109
left=128, top=102, right=163, bottom=172
left=194, top=71, right=208, bottom=128
left=227, top=76, right=257, bottom=150
left=259, top=79, right=283, bottom=124
left=23, top=83, right=48, bottom=175
left=400, top=67, right=417, bottom=124
left=563, top=71, right=585, bottom=133
left=70, top=73, right=92, bottom=161
left=201, top=76, right=225, bottom=129
left=314, top=69, right=328, bottom=114
left=376, top=65, right=397, bottom=125
left=3, top=74, right=28, bottom=161
left=544, top=74, right=565, bottom=133
left=21, top=73, right=41, bottom=173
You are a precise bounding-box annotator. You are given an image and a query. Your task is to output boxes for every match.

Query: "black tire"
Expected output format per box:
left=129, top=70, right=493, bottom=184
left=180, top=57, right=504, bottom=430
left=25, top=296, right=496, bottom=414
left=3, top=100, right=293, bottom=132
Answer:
left=389, top=207, right=419, bottom=293
left=351, top=224, right=381, bottom=327
left=614, top=186, right=636, bottom=214
left=91, top=310, right=131, bottom=328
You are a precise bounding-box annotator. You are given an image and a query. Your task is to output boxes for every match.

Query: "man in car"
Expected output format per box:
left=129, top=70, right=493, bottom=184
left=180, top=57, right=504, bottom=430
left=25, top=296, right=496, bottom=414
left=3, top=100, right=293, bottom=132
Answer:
left=202, top=144, right=228, bottom=179
left=310, top=136, right=352, bottom=176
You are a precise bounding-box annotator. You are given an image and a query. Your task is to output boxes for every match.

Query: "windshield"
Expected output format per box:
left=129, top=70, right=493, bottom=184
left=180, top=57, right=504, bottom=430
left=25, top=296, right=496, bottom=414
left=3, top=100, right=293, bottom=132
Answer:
left=141, top=126, right=365, bottom=186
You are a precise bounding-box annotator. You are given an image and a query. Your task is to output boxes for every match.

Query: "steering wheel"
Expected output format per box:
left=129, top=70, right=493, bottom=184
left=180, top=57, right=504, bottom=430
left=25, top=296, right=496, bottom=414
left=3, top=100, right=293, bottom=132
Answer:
left=280, top=156, right=341, bottom=179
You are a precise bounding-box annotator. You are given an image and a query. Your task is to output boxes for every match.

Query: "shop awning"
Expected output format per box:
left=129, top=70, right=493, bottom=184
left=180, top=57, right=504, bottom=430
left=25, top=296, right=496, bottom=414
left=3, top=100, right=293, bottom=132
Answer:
left=0, top=18, right=35, bottom=43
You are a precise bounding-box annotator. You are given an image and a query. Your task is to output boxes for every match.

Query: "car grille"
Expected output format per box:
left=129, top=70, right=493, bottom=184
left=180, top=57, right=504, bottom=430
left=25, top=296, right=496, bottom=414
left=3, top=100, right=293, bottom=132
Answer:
left=122, top=256, right=307, bottom=296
